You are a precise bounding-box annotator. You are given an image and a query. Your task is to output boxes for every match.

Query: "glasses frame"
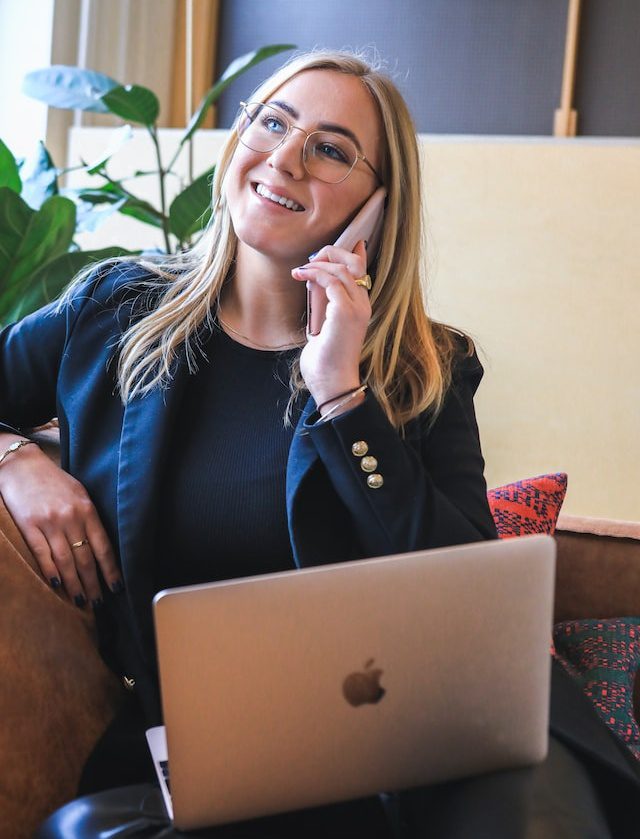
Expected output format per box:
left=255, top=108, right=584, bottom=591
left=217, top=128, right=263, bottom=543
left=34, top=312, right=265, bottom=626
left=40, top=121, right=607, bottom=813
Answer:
left=237, top=101, right=381, bottom=185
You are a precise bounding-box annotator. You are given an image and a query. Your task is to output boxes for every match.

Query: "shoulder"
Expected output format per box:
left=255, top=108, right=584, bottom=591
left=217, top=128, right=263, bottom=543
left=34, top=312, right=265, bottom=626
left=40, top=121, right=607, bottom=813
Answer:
left=433, top=324, right=484, bottom=395
left=61, top=258, right=172, bottom=330
left=404, top=326, right=484, bottom=443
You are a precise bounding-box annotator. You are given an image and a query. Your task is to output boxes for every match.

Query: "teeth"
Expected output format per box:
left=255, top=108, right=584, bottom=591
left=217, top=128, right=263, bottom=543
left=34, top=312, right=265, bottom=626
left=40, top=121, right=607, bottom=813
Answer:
left=255, top=183, right=302, bottom=211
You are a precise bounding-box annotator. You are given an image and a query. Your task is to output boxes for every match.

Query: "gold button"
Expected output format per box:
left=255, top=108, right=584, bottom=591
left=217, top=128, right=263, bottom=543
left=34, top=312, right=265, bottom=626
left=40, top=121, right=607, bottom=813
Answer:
left=122, top=675, right=136, bottom=691
left=367, top=473, right=384, bottom=489
left=360, top=455, right=378, bottom=473
left=351, top=440, right=368, bottom=457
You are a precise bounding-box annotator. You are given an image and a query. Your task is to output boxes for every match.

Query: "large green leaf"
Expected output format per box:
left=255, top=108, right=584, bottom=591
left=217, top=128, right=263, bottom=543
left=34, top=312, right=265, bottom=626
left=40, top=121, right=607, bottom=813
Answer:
left=2, top=247, right=136, bottom=325
left=0, top=188, right=34, bottom=281
left=178, top=44, right=296, bottom=149
left=66, top=182, right=165, bottom=229
left=4, top=195, right=76, bottom=289
left=169, top=166, right=215, bottom=241
left=118, top=203, right=165, bottom=229
left=19, top=142, right=58, bottom=209
left=23, top=66, right=119, bottom=112
left=101, top=85, right=160, bottom=126
left=0, top=139, right=21, bottom=193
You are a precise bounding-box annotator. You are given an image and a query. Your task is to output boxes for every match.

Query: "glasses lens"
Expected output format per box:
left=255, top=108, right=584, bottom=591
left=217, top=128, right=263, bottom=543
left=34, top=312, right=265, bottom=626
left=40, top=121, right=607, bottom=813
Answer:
left=304, top=132, right=358, bottom=184
left=237, top=103, right=289, bottom=152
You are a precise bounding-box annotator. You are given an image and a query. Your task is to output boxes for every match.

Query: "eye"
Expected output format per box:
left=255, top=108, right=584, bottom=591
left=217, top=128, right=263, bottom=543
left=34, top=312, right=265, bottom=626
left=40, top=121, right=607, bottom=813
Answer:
left=260, top=112, right=288, bottom=135
left=312, top=139, right=350, bottom=164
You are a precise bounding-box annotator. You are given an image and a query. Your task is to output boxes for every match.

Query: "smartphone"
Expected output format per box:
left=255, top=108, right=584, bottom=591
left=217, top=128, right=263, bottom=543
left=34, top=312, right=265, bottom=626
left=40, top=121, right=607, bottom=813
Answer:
left=306, top=186, right=387, bottom=337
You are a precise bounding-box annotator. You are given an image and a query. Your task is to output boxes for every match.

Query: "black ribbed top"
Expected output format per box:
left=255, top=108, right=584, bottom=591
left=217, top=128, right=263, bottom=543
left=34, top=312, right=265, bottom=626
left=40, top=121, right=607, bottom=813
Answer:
left=155, top=326, right=301, bottom=589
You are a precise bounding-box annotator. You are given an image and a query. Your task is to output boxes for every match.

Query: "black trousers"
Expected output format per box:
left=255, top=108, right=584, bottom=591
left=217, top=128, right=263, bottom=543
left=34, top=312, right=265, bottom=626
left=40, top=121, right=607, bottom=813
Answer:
left=68, top=662, right=639, bottom=839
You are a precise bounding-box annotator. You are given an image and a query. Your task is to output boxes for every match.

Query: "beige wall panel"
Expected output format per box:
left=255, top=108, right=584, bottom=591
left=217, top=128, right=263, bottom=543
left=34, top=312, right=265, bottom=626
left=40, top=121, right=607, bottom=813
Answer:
left=423, top=138, right=640, bottom=520
left=67, top=130, right=640, bottom=519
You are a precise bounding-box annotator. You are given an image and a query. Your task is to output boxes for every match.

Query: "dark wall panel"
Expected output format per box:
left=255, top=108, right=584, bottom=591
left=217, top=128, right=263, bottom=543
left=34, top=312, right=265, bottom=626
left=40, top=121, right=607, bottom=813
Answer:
left=216, top=0, right=566, bottom=134
left=216, top=0, right=640, bottom=137
left=575, top=0, right=640, bottom=136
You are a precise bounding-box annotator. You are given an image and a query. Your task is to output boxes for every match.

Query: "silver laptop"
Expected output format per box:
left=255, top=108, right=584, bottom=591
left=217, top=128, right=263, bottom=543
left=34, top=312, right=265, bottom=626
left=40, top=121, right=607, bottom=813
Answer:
left=147, top=534, right=555, bottom=831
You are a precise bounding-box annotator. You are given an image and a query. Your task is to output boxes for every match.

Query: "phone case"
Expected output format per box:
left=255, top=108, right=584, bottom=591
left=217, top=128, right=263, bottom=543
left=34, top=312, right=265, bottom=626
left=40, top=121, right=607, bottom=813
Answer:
left=306, top=187, right=387, bottom=337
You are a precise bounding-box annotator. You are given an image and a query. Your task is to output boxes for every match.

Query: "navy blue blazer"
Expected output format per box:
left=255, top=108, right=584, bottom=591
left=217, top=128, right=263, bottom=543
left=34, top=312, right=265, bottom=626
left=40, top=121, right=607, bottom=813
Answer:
left=1, top=262, right=496, bottom=722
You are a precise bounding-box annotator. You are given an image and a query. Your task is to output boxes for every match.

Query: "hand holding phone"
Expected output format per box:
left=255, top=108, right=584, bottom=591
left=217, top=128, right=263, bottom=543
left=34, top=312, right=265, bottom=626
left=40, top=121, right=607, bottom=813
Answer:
left=306, top=187, right=386, bottom=337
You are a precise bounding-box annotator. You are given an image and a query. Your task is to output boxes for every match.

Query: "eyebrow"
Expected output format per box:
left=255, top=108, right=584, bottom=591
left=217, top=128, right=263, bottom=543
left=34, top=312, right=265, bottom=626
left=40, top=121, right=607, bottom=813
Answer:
left=268, top=99, right=364, bottom=153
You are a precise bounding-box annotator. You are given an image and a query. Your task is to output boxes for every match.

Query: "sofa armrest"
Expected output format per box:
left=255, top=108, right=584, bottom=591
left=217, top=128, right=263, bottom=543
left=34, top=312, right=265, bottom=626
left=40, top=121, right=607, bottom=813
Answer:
left=0, top=459, right=123, bottom=838
left=554, top=514, right=640, bottom=623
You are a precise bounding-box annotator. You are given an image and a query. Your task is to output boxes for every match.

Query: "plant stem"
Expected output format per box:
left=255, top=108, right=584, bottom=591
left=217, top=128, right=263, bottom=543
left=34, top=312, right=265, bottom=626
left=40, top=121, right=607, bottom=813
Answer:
left=148, top=126, right=172, bottom=254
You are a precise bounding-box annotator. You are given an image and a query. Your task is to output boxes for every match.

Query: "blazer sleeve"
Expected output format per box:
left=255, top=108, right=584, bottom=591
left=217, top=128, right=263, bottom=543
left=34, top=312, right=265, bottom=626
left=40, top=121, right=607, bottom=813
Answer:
left=0, top=298, right=74, bottom=435
left=0, top=262, right=138, bottom=435
left=303, top=349, right=498, bottom=557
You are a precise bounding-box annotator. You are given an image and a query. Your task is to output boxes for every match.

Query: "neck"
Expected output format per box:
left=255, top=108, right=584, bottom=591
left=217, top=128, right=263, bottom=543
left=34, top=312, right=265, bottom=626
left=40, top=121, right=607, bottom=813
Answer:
left=219, top=244, right=306, bottom=349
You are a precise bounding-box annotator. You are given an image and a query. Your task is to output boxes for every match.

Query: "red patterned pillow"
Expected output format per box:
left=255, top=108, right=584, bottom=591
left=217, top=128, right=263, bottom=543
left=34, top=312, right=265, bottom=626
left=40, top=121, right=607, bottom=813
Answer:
left=488, top=473, right=568, bottom=539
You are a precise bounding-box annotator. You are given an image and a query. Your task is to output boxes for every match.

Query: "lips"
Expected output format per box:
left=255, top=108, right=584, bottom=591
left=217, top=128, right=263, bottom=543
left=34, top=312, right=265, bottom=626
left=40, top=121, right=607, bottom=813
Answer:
left=253, top=183, right=305, bottom=212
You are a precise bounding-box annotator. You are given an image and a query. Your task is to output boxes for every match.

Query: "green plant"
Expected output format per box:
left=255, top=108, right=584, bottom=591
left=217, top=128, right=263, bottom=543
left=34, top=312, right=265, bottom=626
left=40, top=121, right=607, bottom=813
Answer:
left=0, top=44, right=294, bottom=326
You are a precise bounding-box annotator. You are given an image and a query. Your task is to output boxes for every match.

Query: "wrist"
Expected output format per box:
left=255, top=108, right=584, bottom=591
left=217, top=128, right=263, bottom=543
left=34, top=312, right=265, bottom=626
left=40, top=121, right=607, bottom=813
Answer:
left=317, top=384, right=362, bottom=416
left=0, top=438, right=42, bottom=484
left=312, top=384, right=367, bottom=425
left=321, top=390, right=366, bottom=420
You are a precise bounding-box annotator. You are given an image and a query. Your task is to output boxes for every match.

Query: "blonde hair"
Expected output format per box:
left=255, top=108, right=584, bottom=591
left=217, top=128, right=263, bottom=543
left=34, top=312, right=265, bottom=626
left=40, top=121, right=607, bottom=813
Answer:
left=67, top=49, right=464, bottom=428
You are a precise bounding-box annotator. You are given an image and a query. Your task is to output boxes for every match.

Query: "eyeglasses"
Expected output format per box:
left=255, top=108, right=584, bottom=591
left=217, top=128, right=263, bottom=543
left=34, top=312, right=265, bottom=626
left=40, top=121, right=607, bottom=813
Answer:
left=236, top=101, right=381, bottom=185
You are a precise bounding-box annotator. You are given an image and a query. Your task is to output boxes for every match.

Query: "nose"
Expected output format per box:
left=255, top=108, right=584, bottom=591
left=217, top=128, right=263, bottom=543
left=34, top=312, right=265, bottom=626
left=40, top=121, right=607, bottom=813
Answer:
left=266, top=129, right=307, bottom=180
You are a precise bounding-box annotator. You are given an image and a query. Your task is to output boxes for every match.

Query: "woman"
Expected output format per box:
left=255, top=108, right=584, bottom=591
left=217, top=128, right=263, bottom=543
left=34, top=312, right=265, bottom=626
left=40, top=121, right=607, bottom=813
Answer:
left=1, top=51, right=637, bottom=837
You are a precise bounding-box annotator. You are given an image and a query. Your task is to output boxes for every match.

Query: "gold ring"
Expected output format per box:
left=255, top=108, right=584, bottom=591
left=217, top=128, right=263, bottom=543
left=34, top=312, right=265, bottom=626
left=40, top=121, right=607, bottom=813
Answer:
left=71, top=539, right=89, bottom=549
left=354, top=274, right=372, bottom=290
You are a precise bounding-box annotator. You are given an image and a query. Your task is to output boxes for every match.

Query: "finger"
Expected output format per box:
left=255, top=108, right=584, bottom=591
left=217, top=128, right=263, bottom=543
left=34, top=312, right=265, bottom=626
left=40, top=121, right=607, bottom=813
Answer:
left=67, top=533, right=104, bottom=605
left=22, top=527, right=64, bottom=590
left=46, top=530, right=89, bottom=607
left=84, top=508, right=123, bottom=595
left=293, top=263, right=361, bottom=301
left=308, top=243, right=366, bottom=275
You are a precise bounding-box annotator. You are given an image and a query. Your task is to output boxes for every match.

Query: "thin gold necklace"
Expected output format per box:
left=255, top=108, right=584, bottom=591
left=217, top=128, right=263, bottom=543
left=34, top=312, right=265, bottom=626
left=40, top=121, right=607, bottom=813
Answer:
left=216, top=311, right=305, bottom=352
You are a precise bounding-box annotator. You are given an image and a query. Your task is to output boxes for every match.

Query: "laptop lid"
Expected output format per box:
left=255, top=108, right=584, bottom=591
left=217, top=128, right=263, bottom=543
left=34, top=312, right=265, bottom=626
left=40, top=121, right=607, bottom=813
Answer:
left=153, top=534, right=555, bottom=830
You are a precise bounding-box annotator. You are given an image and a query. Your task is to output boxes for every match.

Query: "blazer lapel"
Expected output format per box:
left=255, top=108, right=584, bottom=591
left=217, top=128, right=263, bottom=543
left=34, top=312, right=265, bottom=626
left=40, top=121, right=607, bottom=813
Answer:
left=286, top=396, right=319, bottom=564
left=116, top=356, right=189, bottom=656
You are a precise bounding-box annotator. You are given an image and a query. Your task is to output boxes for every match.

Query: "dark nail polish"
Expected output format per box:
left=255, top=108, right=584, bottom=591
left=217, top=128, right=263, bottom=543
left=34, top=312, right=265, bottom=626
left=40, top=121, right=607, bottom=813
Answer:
left=49, top=576, right=61, bottom=589
left=74, top=594, right=87, bottom=608
left=111, top=579, right=125, bottom=594
left=91, top=597, right=104, bottom=609
left=296, top=265, right=309, bottom=270
left=364, top=239, right=369, bottom=250
left=308, top=251, right=318, bottom=260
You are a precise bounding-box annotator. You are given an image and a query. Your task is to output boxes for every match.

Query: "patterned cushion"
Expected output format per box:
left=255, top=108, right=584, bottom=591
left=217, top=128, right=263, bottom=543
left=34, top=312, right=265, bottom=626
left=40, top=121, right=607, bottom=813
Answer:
left=488, top=473, right=568, bottom=539
left=553, top=619, right=640, bottom=760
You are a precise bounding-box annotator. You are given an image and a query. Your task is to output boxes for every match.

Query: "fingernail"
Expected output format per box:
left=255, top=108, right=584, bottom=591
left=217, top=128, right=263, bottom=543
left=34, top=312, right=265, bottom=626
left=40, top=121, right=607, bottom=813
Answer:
left=49, top=576, right=61, bottom=589
left=295, top=265, right=309, bottom=270
left=91, top=597, right=104, bottom=610
left=74, top=594, right=87, bottom=608
left=308, top=251, right=318, bottom=260
left=364, top=239, right=368, bottom=250
left=111, top=579, right=125, bottom=594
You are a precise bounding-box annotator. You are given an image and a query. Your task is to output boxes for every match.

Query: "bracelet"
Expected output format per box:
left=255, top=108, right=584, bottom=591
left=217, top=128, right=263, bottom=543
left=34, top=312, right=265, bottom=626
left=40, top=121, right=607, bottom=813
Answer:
left=317, top=386, right=365, bottom=415
left=316, top=385, right=368, bottom=424
left=0, top=439, right=39, bottom=466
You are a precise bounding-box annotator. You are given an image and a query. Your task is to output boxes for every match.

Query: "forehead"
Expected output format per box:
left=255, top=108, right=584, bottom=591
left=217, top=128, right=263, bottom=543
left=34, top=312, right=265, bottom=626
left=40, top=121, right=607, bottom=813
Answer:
left=268, top=69, right=382, bottom=156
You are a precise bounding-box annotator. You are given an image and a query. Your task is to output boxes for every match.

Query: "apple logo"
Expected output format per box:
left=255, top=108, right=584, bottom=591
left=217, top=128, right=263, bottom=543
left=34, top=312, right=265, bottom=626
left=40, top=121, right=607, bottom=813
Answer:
left=342, top=658, right=386, bottom=707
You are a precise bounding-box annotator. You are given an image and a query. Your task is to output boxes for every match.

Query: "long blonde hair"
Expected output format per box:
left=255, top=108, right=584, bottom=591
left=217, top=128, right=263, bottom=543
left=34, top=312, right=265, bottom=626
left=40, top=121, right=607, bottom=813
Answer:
left=71, top=50, right=463, bottom=428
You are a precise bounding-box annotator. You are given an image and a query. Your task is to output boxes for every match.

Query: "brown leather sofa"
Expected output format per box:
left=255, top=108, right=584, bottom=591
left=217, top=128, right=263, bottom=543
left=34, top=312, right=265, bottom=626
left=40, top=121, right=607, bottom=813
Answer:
left=1, top=426, right=639, bottom=839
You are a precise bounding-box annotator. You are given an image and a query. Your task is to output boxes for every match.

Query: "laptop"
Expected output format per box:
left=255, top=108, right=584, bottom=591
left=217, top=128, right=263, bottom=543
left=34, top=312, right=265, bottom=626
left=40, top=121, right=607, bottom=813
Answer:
left=147, top=534, right=555, bottom=830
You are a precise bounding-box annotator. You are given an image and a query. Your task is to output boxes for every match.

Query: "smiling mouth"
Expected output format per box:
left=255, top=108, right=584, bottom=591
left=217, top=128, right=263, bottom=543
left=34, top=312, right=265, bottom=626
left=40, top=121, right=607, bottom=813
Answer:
left=253, top=183, right=305, bottom=212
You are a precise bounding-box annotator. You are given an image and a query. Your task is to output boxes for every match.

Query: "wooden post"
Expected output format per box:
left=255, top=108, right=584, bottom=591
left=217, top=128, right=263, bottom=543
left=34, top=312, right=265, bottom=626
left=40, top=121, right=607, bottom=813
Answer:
left=554, top=0, right=582, bottom=137
left=169, top=0, right=220, bottom=128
